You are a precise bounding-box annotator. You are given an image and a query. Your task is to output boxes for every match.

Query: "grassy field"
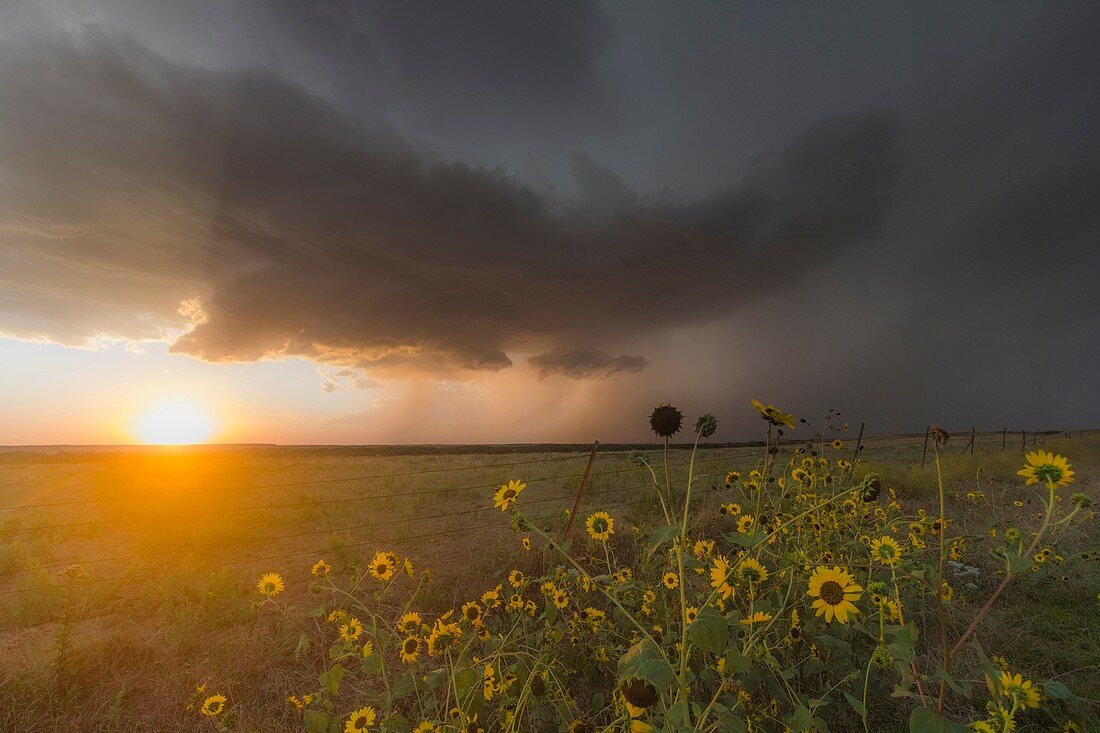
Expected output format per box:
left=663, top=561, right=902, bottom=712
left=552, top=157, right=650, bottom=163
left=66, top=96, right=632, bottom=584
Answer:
left=0, top=430, right=1097, bottom=731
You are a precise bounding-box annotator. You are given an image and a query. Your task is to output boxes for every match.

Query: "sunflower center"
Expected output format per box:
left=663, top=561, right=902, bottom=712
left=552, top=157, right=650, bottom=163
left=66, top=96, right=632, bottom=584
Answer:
left=502, top=488, right=516, bottom=500
left=354, top=715, right=368, bottom=728
left=376, top=563, right=388, bottom=574
left=820, top=580, right=845, bottom=605
left=404, top=639, right=417, bottom=653
left=264, top=583, right=275, bottom=592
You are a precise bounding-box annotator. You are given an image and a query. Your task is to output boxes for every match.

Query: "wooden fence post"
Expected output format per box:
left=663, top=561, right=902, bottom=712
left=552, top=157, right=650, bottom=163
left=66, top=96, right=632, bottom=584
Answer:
left=563, top=440, right=600, bottom=539
left=921, top=426, right=930, bottom=469
left=852, top=422, right=865, bottom=463
left=1001, top=427, right=1007, bottom=451
left=970, top=426, right=975, bottom=455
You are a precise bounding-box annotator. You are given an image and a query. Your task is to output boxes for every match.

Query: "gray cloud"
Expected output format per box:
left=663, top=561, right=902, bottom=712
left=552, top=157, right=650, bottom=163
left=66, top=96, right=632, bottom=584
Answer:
left=528, top=350, right=648, bottom=380
left=0, top=32, right=900, bottom=379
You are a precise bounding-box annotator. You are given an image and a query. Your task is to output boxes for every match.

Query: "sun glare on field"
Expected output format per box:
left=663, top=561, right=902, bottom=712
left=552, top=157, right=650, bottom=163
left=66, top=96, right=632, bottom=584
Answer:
left=133, top=399, right=216, bottom=445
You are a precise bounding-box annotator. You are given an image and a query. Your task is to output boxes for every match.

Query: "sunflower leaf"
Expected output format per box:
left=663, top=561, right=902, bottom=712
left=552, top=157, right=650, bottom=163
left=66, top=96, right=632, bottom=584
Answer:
left=688, top=606, right=728, bottom=654
left=646, top=524, right=680, bottom=558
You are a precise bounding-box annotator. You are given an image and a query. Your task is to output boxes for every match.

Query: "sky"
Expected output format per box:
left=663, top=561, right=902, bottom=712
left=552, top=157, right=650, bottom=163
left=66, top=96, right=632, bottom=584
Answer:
left=1, top=1, right=1098, bottom=445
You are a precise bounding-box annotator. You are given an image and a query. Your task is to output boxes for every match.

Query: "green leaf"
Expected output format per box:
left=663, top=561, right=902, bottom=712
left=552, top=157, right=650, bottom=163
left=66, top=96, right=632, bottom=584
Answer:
left=319, top=664, right=345, bottom=696
left=788, top=705, right=813, bottom=732
left=1005, top=551, right=1033, bottom=573
left=646, top=524, right=680, bottom=558
left=688, top=606, right=729, bottom=654
left=724, top=651, right=752, bottom=674
left=909, top=707, right=968, bottom=733
left=844, top=691, right=866, bottom=717
left=619, top=639, right=676, bottom=690
left=1042, top=680, right=1074, bottom=700
left=304, top=710, right=330, bottom=733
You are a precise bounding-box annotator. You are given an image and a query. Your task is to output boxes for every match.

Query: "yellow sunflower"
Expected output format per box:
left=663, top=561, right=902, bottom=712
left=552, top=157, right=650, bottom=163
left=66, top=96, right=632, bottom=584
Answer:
left=256, top=572, right=284, bottom=597
left=369, top=551, right=397, bottom=581
left=1017, top=450, right=1074, bottom=488
left=461, top=601, right=484, bottom=626
left=426, top=619, right=462, bottom=655
left=311, top=559, right=331, bottom=577
left=345, top=705, right=377, bottom=732
left=740, top=611, right=773, bottom=625
left=339, top=617, right=363, bottom=642
left=661, top=571, right=679, bottom=590
left=737, top=557, right=768, bottom=584
left=585, top=511, right=615, bottom=541
left=684, top=606, right=699, bottom=624
left=750, top=398, right=797, bottom=428
left=397, top=611, right=422, bottom=634
left=1000, top=671, right=1041, bottom=709
left=413, top=722, right=438, bottom=733
left=710, top=555, right=735, bottom=600
left=736, top=514, right=755, bottom=534
left=807, top=566, right=862, bottom=623
left=521, top=536, right=532, bottom=551
left=200, top=694, right=226, bottom=717
left=400, top=635, right=422, bottom=664
left=870, top=536, right=902, bottom=566
left=832, top=439, right=844, bottom=450
left=493, top=479, right=527, bottom=510
left=508, top=569, right=524, bottom=588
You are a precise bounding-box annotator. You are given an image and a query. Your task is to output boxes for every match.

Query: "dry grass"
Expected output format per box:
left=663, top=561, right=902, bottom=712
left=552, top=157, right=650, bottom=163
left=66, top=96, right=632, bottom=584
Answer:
left=0, top=432, right=1096, bottom=731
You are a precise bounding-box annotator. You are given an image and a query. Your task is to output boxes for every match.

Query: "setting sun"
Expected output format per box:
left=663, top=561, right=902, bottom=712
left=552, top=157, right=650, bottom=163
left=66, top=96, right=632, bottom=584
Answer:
left=133, top=399, right=216, bottom=444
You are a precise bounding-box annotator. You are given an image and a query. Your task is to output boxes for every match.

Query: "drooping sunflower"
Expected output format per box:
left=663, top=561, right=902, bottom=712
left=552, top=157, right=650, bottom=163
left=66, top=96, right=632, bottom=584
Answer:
left=807, top=566, right=862, bottom=623
left=870, top=536, right=902, bottom=566
left=493, top=479, right=527, bottom=511
left=585, top=511, right=615, bottom=542
left=311, top=559, right=331, bottom=577
left=426, top=619, right=462, bottom=655
left=200, top=694, right=226, bottom=717
left=620, top=677, right=659, bottom=718
left=397, top=611, right=422, bottom=634
left=257, top=572, right=284, bottom=597
left=740, top=611, right=773, bottom=626
left=1018, top=450, right=1074, bottom=488
left=345, top=705, right=377, bottom=732
left=750, top=398, right=797, bottom=428
left=400, top=635, right=422, bottom=664
left=369, top=552, right=397, bottom=581
left=710, top=555, right=735, bottom=600
left=1000, top=672, right=1041, bottom=709
left=568, top=719, right=595, bottom=733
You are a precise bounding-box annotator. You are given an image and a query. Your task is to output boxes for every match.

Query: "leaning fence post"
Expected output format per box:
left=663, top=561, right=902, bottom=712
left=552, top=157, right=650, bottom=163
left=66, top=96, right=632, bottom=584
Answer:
left=1001, top=427, right=1007, bottom=451
left=969, top=426, right=975, bottom=455
left=921, top=425, right=930, bottom=469
left=563, top=440, right=600, bottom=539
left=852, top=422, right=865, bottom=463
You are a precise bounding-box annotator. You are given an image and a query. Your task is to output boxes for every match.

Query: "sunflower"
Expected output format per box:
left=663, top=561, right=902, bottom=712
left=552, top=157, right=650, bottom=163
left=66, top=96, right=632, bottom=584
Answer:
left=568, top=719, right=595, bottom=733
left=461, top=601, right=484, bottom=626
left=684, top=606, right=699, bottom=624
left=620, top=677, right=659, bottom=718
left=427, top=619, right=462, bottom=655
left=693, top=539, right=715, bottom=559
left=736, top=514, right=755, bottom=534
left=737, top=557, right=768, bottom=584
left=257, top=572, right=284, bottom=597
left=397, top=611, right=422, bottom=634
left=413, top=723, right=438, bottom=733
left=649, top=404, right=684, bottom=438
left=494, top=479, right=527, bottom=511
left=311, top=559, right=331, bottom=577
left=750, top=398, right=797, bottom=428
left=1018, top=450, right=1074, bottom=488
left=807, top=566, right=862, bottom=623
left=369, top=552, right=397, bottom=581
left=740, top=611, right=773, bottom=625
left=345, top=705, right=377, bottom=732
left=870, top=536, right=902, bottom=566
left=551, top=588, right=570, bottom=609
left=400, top=635, right=422, bottom=664
left=200, top=694, right=226, bottom=717
left=661, top=571, right=679, bottom=590
left=483, top=662, right=497, bottom=700
left=339, top=617, right=363, bottom=642
left=710, top=555, right=735, bottom=600
left=1000, top=672, right=1041, bottom=709
left=362, top=640, right=374, bottom=657
left=585, top=511, right=615, bottom=542
left=508, top=569, right=524, bottom=588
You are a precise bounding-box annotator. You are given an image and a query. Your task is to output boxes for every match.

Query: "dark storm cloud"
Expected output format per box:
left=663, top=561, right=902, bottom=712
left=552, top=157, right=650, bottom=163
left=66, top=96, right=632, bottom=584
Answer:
left=528, top=350, right=648, bottom=380
left=0, top=32, right=900, bottom=377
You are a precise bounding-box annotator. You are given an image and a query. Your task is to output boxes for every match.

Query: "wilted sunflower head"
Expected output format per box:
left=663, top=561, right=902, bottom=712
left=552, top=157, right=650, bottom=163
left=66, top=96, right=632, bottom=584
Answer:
left=649, top=404, right=683, bottom=438
left=694, top=414, right=718, bottom=439
left=860, top=474, right=882, bottom=502
left=929, top=425, right=949, bottom=447
left=620, top=677, right=660, bottom=712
